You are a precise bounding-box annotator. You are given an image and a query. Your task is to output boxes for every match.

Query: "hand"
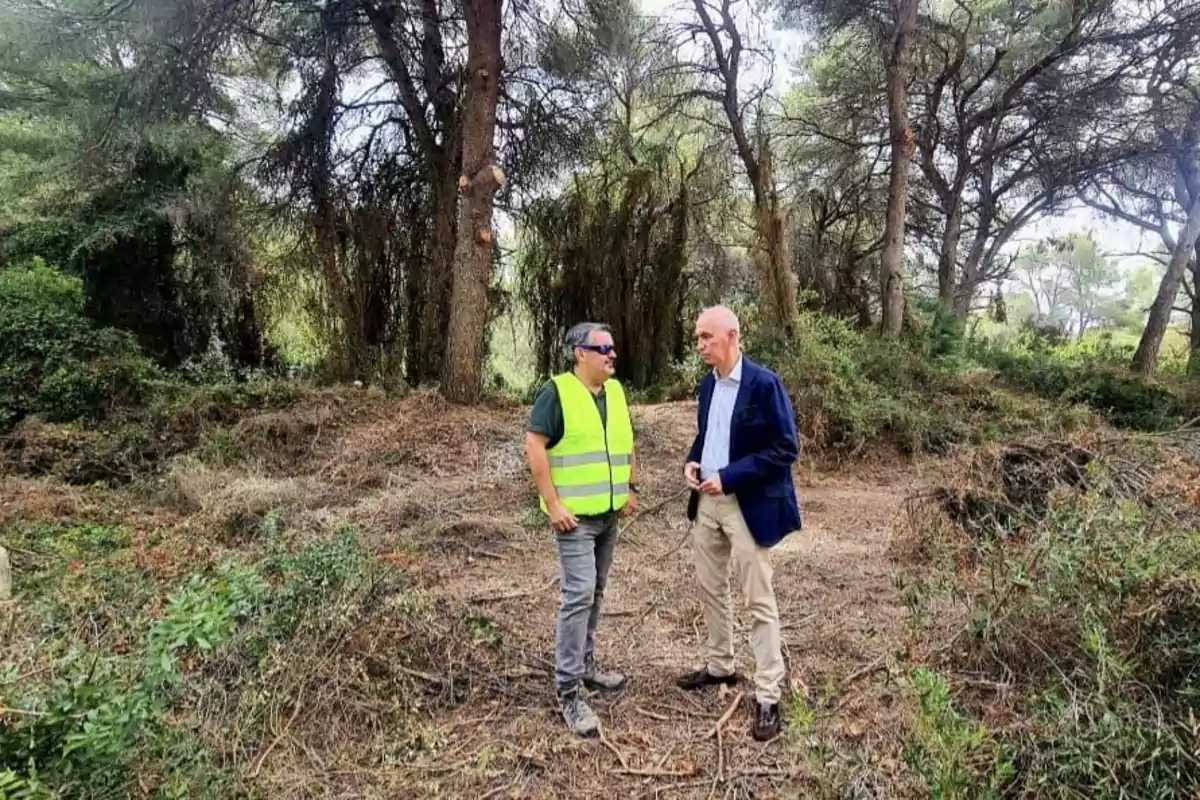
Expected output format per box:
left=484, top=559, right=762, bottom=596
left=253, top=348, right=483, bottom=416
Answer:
left=699, top=474, right=723, bottom=496
left=684, top=462, right=701, bottom=490
left=620, top=489, right=638, bottom=517
left=549, top=502, right=579, bottom=533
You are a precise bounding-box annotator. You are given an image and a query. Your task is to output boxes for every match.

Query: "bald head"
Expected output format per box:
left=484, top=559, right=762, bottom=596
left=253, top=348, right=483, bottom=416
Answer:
left=697, top=305, right=740, bottom=332
left=694, top=305, right=741, bottom=376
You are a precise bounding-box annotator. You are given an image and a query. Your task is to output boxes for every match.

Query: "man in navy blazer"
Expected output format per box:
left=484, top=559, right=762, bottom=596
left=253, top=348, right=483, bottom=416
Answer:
left=676, top=305, right=802, bottom=741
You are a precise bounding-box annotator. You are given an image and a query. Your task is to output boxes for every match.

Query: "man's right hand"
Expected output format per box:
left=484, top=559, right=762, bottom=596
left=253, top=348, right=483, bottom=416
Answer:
left=684, top=461, right=701, bottom=490
left=549, top=502, right=579, bottom=533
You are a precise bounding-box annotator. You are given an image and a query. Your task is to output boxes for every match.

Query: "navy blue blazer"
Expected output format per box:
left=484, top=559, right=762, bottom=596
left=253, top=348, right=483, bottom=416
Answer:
left=686, top=356, right=803, bottom=548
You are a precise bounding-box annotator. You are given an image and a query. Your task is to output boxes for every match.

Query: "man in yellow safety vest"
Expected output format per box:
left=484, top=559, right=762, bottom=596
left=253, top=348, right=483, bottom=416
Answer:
left=524, top=321, right=639, bottom=737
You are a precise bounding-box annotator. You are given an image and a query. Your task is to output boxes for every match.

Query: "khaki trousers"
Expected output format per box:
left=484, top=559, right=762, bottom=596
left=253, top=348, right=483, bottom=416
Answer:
left=691, top=493, right=785, bottom=705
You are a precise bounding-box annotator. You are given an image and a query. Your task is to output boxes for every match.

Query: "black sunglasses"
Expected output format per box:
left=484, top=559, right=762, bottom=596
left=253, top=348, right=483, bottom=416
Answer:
left=579, top=344, right=616, bottom=355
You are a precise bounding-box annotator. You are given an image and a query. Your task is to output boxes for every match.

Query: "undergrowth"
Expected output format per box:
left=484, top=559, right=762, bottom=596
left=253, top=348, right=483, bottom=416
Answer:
left=749, top=312, right=1094, bottom=459
left=968, top=331, right=1199, bottom=431
left=0, top=375, right=302, bottom=484
left=1, top=515, right=383, bottom=797
left=897, top=439, right=1200, bottom=799
left=0, top=258, right=161, bottom=430
left=2, top=497, right=513, bottom=797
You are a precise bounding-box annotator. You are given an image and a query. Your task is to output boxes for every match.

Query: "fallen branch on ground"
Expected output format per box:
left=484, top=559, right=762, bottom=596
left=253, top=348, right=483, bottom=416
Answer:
left=843, top=652, right=889, bottom=687
left=644, top=745, right=677, bottom=786
left=396, top=665, right=445, bottom=684
left=468, top=589, right=535, bottom=603
left=600, top=728, right=632, bottom=771
left=611, top=767, right=697, bottom=777
left=733, top=768, right=790, bottom=778
left=481, top=776, right=522, bottom=800
left=621, top=488, right=689, bottom=538
left=654, top=524, right=693, bottom=565
left=249, top=687, right=305, bottom=778
left=709, top=690, right=744, bottom=739
left=469, top=575, right=559, bottom=603
left=635, top=706, right=669, bottom=721
left=712, top=690, right=743, bottom=786
left=619, top=591, right=665, bottom=646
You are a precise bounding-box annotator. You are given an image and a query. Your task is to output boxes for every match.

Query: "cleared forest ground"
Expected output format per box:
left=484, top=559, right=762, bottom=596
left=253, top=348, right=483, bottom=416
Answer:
left=4, top=387, right=1197, bottom=798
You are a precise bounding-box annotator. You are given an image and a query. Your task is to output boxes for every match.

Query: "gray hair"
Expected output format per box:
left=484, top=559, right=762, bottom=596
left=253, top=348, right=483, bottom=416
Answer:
left=563, top=321, right=611, bottom=360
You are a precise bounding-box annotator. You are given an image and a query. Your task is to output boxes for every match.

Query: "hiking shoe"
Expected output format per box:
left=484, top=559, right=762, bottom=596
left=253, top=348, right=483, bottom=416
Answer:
left=676, top=667, right=740, bottom=691
left=752, top=701, right=781, bottom=741
left=583, top=658, right=627, bottom=692
left=558, top=686, right=601, bottom=737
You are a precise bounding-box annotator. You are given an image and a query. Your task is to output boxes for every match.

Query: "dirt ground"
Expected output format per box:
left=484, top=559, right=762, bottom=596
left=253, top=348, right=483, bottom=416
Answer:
left=313, top=395, right=924, bottom=798
left=3, top=390, right=930, bottom=798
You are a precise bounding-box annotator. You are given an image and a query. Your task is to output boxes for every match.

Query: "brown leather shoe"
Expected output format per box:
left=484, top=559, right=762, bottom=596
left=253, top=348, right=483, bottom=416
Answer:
left=676, top=667, right=740, bottom=691
left=752, top=701, right=781, bottom=741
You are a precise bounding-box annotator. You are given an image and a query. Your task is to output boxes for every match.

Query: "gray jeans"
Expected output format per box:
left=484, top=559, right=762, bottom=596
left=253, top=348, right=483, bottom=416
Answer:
left=554, top=513, right=618, bottom=691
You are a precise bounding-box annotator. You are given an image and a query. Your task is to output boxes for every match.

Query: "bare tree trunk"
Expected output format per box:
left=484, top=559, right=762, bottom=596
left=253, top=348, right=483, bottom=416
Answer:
left=441, top=0, right=504, bottom=404
left=953, top=225, right=991, bottom=317
left=937, top=199, right=962, bottom=310
left=690, top=0, right=796, bottom=339
left=880, top=0, right=917, bottom=337
left=755, top=132, right=796, bottom=339
left=1132, top=196, right=1200, bottom=374
left=403, top=198, right=428, bottom=386
left=362, top=0, right=460, bottom=384
left=1188, top=247, right=1200, bottom=377
left=415, top=171, right=458, bottom=382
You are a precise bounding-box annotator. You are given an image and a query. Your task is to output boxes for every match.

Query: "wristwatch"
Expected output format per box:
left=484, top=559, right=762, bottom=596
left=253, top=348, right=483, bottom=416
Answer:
left=628, top=482, right=641, bottom=494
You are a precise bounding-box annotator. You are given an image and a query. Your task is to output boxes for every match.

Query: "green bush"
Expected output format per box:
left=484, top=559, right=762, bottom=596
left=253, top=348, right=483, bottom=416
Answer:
left=904, top=668, right=1015, bottom=799
left=967, top=332, right=1197, bottom=431
left=0, top=259, right=160, bottom=429
left=0, top=516, right=367, bottom=797
left=752, top=312, right=972, bottom=455
left=911, top=483, right=1200, bottom=798
left=0, top=558, right=267, bottom=797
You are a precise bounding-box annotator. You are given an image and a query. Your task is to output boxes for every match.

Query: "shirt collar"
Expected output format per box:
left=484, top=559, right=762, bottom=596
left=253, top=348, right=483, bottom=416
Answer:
left=715, top=355, right=743, bottom=383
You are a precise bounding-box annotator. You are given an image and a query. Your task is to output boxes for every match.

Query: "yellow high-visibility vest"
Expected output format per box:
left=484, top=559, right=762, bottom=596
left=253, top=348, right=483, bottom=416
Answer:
left=543, top=372, right=633, bottom=516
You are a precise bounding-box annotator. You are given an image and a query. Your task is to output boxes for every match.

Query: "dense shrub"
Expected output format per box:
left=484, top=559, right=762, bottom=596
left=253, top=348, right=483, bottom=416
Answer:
left=0, top=259, right=160, bottom=429
left=987, top=495, right=1198, bottom=797
left=903, top=458, right=1200, bottom=799
left=749, top=313, right=984, bottom=456
left=967, top=332, right=1198, bottom=431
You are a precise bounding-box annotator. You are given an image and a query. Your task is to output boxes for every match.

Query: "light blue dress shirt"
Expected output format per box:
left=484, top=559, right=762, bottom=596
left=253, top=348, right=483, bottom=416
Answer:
left=700, top=356, right=742, bottom=481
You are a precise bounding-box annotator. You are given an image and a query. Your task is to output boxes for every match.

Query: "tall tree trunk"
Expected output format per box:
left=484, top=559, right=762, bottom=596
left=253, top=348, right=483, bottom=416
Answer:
left=403, top=204, right=428, bottom=386
left=880, top=0, right=917, bottom=338
left=1131, top=196, right=1200, bottom=375
left=416, top=167, right=459, bottom=383
left=953, top=226, right=991, bottom=317
left=362, top=0, right=459, bottom=384
left=753, top=132, right=797, bottom=339
left=937, top=198, right=962, bottom=310
left=1188, top=246, right=1200, bottom=377
left=689, top=0, right=796, bottom=339
left=441, top=0, right=504, bottom=404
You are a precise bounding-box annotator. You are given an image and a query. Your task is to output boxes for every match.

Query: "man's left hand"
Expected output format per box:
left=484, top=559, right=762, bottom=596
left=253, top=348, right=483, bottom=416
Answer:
left=699, top=474, right=723, bottom=496
left=621, top=490, right=639, bottom=517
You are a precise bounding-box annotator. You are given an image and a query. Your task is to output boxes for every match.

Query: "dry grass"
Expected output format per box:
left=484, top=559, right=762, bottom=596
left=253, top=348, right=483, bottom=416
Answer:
left=3, top=388, right=935, bottom=798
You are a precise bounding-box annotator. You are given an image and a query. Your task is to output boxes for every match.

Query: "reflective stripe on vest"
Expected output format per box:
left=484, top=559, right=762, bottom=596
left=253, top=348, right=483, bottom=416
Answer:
left=542, top=372, right=634, bottom=517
